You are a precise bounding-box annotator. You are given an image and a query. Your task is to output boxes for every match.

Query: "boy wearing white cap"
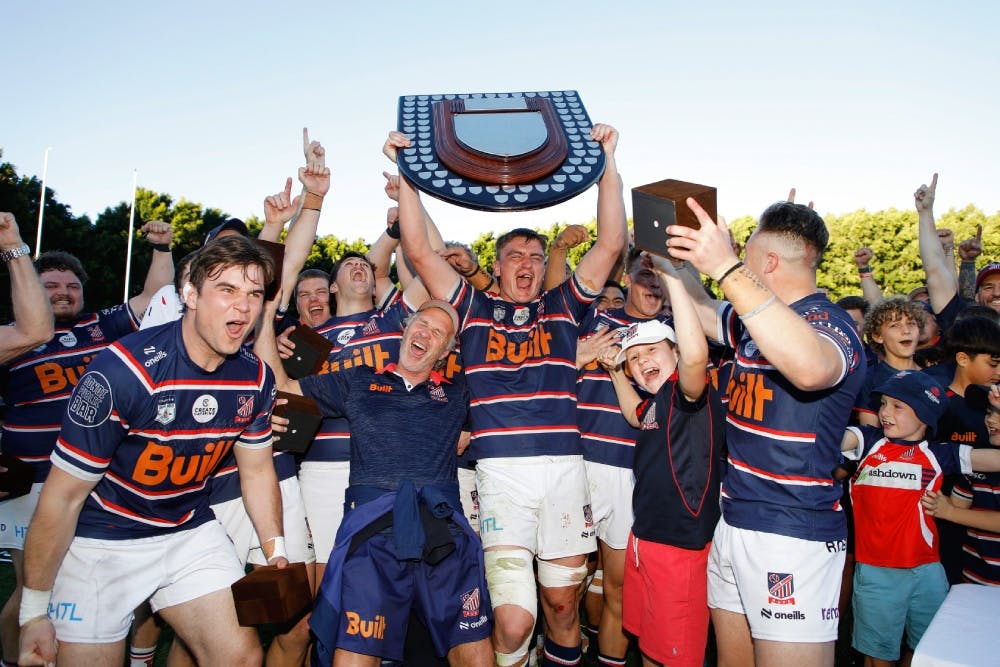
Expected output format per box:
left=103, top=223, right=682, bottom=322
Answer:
left=597, top=259, right=724, bottom=667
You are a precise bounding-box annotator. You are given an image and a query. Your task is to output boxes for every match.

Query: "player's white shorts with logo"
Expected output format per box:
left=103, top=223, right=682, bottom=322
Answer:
left=476, top=455, right=596, bottom=559
left=213, top=475, right=315, bottom=566
left=299, top=460, right=350, bottom=564
left=585, top=460, right=634, bottom=550
left=50, top=520, right=245, bottom=643
left=457, top=466, right=479, bottom=533
left=707, top=515, right=845, bottom=642
left=0, top=482, right=42, bottom=550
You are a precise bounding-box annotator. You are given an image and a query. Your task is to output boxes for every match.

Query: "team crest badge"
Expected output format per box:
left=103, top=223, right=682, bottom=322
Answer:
left=460, top=588, right=481, bottom=618
left=336, top=329, right=355, bottom=345
left=493, top=305, right=506, bottom=322
left=767, top=572, right=795, bottom=605
left=744, top=341, right=759, bottom=358
left=59, top=331, right=78, bottom=348
left=155, top=399, right=176, bottom=426
left=396, top=91, right=605, bottom=211
left=641, top=407, right=659, bottom=431
left=512, top=307, right=530, bottom=326
left=236, top=395, right=255, bottom=423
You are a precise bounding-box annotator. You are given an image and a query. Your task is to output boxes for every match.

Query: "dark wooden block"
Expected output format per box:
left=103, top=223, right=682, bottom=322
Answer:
left=280, top=325, right=333, bottom=379
left=0, top=454, right=34, bottom=499
left=271, top=391, right=322, bottom=453
left=231, top=561, right=312, bottom=626
left=254, top=239, right=285, bottom=302
left=632, top=179, right=717, bottom=258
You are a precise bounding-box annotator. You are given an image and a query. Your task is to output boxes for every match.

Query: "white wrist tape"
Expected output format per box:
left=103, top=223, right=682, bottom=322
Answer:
left=19, top=587, right=51, bottom=627
left=264, top=535, right=287, bottom=562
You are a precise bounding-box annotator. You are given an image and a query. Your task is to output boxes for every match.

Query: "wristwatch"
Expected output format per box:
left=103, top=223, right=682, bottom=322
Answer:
left=0, top=244, right=31, bottom=264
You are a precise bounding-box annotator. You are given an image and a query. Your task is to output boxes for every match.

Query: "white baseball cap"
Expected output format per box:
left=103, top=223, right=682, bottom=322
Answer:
left=615, top=320, right=677, bottom=365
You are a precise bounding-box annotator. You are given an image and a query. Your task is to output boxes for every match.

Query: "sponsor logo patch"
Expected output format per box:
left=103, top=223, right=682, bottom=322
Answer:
left=155, top=399, right=176, bottom=426
left=192, top=395, right=218, bottom=423
left=67, top=372, right=113, bottom=427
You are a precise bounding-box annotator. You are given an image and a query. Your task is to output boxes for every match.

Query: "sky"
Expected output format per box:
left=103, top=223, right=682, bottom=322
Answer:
left=3, top=1, right=998, bottom=248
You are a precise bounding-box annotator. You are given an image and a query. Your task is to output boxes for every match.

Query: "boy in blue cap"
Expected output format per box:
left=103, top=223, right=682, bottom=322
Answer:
left=840, top=371, right=1000, bottom=667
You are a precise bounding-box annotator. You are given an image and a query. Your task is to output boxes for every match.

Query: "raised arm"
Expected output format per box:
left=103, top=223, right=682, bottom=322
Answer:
left=253, top=297, right=301, bottom=395
left=544, top=224, right=589, bottom=290
left=573, top=124, right=627, bottom=293
left=915, top=173, right=959, bottom=312
left=259, top=177, right=301, bottom=243
left=367, top=205, right=401, bottom=298
left=396, top=172, right=461, bottom=301
left=129, top=220, right=175, bottom=319
left=853, top=247, right=884, bottom=305
left=669, top=199, right=848, bottom=392
left=0, top=213, right=53, bottom=362
left=649, top=255, right=708, bottom=401
left=274, top=129, right=329, bottom=310
left=598, top=349, right=642, bottom=428
left=958, top=225, right=983, bottom=302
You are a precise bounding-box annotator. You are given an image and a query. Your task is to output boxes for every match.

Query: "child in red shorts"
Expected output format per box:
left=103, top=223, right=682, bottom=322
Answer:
left=599, top=256, right=725, bottom=667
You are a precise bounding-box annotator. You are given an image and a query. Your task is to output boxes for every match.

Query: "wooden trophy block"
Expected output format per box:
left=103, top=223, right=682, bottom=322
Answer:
left=632, top=179, right=717, bottom=258
left=0, top=454, right=34, bottom=499
left=281, top=324, right=333, bottom=379
left=253, top=239, right=285, bottom=303
left=271, top=391, right=322, bottom=454
left=231, top=561, right=312, bottom=626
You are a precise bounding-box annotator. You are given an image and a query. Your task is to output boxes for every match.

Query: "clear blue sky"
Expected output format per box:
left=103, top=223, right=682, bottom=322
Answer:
left=3, top=1, right=998, bottom=246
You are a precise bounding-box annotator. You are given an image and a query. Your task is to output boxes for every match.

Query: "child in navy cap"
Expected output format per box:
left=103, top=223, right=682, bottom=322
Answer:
left=839, top=371, right=1000, bottom=665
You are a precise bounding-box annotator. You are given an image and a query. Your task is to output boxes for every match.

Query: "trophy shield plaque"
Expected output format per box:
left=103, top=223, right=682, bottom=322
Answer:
left=396, top=91, right=605, bottom=211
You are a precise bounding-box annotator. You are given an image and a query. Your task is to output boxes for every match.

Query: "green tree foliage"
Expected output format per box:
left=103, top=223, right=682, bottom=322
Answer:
left=1, top=152, right=997, bottom=321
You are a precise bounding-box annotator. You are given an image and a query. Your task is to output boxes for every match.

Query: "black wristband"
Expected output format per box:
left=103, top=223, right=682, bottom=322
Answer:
left=717, top=261, right=743, bottom=285
left=386, top=220, right=401, bottom=239
left=151, top=243, right=172, bottom=253
left=460, top=265, right=482, bottom=279
left=857, top=265, right=872, bottom=274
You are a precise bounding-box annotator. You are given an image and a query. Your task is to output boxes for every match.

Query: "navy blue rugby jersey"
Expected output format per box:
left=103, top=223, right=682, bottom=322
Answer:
left=715, top=293, right=866, bottom=542
left=450, top=274, right=598, bottom=459
left=51, top=320, right=276, bottom=539
left=2, top=305, right=138, bottom=482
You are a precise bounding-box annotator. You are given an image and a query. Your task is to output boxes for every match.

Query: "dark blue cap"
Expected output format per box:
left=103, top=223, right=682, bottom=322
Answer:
left=874, top=370, right=948, bottom=433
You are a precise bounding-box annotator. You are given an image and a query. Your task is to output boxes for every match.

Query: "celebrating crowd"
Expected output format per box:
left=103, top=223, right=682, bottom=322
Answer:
left=0, top=125, right=998, bottom=667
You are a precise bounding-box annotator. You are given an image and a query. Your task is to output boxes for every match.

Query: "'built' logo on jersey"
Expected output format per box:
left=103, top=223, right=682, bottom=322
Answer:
left=35, top=354, right=98, bottom=395
left=727, top=371, right=773, bottom=422
left=485, top=325, right=552, bottom=364
left=132, top=439, right=234, bottom=486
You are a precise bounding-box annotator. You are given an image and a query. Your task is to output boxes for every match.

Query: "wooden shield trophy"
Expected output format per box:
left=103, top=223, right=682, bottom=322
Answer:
left=396, top=91, right=605, bottom=211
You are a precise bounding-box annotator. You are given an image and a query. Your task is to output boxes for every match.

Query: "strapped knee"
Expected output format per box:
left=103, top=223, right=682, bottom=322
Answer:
left=485, top=548, right=537, bottom=666
left=536, top=559, right=588, bottom=589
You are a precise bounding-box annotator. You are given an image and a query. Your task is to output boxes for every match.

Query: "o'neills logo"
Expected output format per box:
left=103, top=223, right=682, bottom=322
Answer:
left=866, top=468, right=918, bottom=481
left=345, top=611, right=385, bottom=639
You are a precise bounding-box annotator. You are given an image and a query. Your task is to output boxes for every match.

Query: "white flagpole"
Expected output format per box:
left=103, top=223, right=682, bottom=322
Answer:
left=122, top=170, right=138, bottom=303
left=34, top=147, right=52, bottom=259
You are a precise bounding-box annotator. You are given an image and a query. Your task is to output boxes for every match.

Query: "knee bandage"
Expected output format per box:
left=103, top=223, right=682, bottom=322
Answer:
left=536, top=558, right=589, bottom=589
left=587, top=568, right=604, bottom=595
left=485, top=548, right=537, bottom=666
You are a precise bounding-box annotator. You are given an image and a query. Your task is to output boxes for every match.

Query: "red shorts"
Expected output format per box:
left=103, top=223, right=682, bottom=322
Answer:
left=623, top=533, right=711, bottom=667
